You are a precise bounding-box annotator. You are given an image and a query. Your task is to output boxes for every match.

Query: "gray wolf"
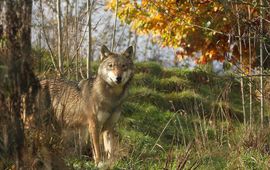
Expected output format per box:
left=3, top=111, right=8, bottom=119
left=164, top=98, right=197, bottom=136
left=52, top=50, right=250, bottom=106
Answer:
left=39, top=45, right=134, bottom=167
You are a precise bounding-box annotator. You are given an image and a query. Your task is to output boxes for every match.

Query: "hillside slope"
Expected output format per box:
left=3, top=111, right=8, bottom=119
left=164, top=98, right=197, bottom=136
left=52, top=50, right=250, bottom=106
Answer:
left=67, top=62, right=270, bottom=169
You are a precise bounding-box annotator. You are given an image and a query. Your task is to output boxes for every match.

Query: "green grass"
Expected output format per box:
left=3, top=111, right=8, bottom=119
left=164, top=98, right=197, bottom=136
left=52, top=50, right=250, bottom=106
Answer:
left=135, top=62, right=163, bottom=77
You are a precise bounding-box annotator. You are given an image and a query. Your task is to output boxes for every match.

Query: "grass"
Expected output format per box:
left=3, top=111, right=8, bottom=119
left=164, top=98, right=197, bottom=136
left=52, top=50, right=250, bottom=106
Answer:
left=119, top=62, right=270, bottom=169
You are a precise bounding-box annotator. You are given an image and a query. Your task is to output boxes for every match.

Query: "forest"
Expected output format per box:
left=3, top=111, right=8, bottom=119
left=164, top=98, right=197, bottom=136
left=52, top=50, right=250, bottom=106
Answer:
left=0, top=0, right=270, bottom=169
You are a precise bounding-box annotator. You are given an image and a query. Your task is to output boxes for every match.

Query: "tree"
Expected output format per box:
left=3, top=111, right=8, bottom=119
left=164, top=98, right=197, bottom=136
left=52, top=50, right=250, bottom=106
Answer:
left=57, top=0, right=64, bottom=75
left=87, top=0, right=95, bottom=78
left=0, top=0, right=38, bottom=168
left=107, top=0, right=270, bottom=67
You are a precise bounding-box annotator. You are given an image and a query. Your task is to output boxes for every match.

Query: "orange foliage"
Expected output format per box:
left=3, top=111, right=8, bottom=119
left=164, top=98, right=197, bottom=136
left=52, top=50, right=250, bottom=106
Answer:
left=108, top=0, right=263, bottom=66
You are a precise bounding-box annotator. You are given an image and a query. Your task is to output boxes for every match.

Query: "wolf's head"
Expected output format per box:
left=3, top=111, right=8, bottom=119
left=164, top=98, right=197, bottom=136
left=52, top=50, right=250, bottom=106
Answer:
left=98, top=45, right=134, bottom=86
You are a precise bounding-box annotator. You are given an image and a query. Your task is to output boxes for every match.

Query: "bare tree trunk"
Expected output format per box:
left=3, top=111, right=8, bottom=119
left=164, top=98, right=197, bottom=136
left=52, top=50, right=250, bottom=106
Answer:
left=127, top=30, right=132, bottom=47
left=133, top=29, right=138, bottom=60
left=38, top=29, right=42, bottom=72
left=259, top=0, right=264, bottom=128
left=65, top=0, right=70, bottom=78
left=248, top=5, right=253, bottom=128
left=75, top=0, right=79, bottom=81
left=111, top=0, right=118, bottom=51
left=87, top=0, right=93, bottom=79
left=57, top=0, right=64, bottom=75
left=236, top=5, right=246, bottom=125
left=144, top=35, right=150, bottom=60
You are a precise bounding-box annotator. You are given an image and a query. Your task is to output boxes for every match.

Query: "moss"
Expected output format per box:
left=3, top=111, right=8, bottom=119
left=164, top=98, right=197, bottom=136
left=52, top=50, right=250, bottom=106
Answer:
left=128, top=87, right=170, bottom=110
left=163, top=67, right=192, bottom=78
left=132, top=73, right=155, bottom=87
left=154, top=76, right=190, bottom=93
left=135, top=62, right=163, bottom=77
left=122, top=102, right=144, bottom=116
left=133, top=74, right=190, bottom=93
left=165, top=90, right=202, bottom=111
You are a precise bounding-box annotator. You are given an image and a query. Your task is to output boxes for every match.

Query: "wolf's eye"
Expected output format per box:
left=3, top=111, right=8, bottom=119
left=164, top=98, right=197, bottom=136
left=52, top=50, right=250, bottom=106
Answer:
left=122, top=64, right=126, bottom=68
left=108, top=63, right=113, bottom=68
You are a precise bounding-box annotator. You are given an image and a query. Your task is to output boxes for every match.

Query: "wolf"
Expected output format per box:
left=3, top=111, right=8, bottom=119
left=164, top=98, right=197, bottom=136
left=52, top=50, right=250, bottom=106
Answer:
left=39, top=45, right=134, bottom=166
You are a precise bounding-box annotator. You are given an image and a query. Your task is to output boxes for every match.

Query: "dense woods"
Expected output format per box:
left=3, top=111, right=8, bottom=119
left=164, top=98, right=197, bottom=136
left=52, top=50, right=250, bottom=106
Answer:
left=1, top=0, right=270, bottom=169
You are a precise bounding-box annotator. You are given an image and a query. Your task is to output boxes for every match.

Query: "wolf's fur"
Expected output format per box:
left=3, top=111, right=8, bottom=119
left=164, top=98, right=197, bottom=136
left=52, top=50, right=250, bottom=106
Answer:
left=39, top=45, right=134, bottom=165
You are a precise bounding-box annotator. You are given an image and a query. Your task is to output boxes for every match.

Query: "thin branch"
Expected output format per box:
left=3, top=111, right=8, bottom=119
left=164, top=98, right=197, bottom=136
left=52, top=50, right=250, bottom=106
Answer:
left=39, top=0, right=60, bottom=74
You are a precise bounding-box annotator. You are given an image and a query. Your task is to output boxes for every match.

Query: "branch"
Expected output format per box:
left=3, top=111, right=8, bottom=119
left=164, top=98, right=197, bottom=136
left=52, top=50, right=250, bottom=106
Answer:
left=69, top=10, right=91, bottom=64
left=39, top=0, right=60, bottom=75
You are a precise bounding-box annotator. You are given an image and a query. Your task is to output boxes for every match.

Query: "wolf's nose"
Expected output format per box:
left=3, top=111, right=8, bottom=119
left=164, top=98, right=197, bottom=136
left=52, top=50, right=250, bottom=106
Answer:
left=116, top=76, right=122, bottom=84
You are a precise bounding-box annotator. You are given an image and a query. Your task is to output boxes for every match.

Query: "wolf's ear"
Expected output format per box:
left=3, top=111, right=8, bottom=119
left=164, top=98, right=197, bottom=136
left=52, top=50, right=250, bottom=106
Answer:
left=100, top=45, right=111, bottom=60
left=123, top=46, right=133, bottom=58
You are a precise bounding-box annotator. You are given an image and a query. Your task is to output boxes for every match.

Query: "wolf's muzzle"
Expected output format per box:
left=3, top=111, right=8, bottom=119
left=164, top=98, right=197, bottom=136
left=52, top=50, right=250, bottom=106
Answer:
left=116, top=76, right=122, bottom=84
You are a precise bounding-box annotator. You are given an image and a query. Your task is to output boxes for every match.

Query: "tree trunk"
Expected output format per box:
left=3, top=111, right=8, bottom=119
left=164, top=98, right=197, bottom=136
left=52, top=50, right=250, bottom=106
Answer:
left=0, top=0, right=38, bottom=168
left=236, top=5, right=246, bottom=125
left=57, top=0, right=64, bottom=75
left=248, top=5, right=253, bottom=128
left=144, top=35, right=150, bottom=60
left=75, top=0, right=79, bottom=81
left=259, top=0, right=264, bottom=128
left=87, top=0, right=93, bottom=79
left=111, top=0, right=118, bottom=52
left=65, top=0, right=70, bottom=78
left=133, top=29, right=138, bottom=60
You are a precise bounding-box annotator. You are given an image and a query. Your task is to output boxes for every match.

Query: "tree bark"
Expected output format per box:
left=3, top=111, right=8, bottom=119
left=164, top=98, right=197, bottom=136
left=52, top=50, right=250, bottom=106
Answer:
left=111, top=0, right=118, bottom=52
left=87, top=0, right=93, bottom=79
left=65, top=0, right=70, bottom=78
left=0, top=0, right=38, bottom=168
left=57, top=0, right=64, bottom=75
left=248, top=5, right=253, bottom=128
left=236, top=5, right=246, bottom=125
left=75, top=0, right=79, bottom=81
left=259, top=0, right=264, bottom=128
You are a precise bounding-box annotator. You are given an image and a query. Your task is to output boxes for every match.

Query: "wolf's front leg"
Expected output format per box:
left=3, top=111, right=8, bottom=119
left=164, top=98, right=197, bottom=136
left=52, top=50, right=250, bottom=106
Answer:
left=88, top=118, right=101, bottom=165
left=102, top=111, right=121, bottom=161
left=103, top=129, right=115, bottom=159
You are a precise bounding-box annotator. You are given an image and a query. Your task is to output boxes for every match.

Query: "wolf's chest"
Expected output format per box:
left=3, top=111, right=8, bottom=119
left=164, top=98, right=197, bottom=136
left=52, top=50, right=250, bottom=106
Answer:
left=97, top=111, right=111, bottom=124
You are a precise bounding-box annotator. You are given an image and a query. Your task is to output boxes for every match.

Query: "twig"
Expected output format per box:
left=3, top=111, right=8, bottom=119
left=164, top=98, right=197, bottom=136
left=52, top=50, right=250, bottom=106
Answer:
left=39, top=0, right=60, bottom=74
